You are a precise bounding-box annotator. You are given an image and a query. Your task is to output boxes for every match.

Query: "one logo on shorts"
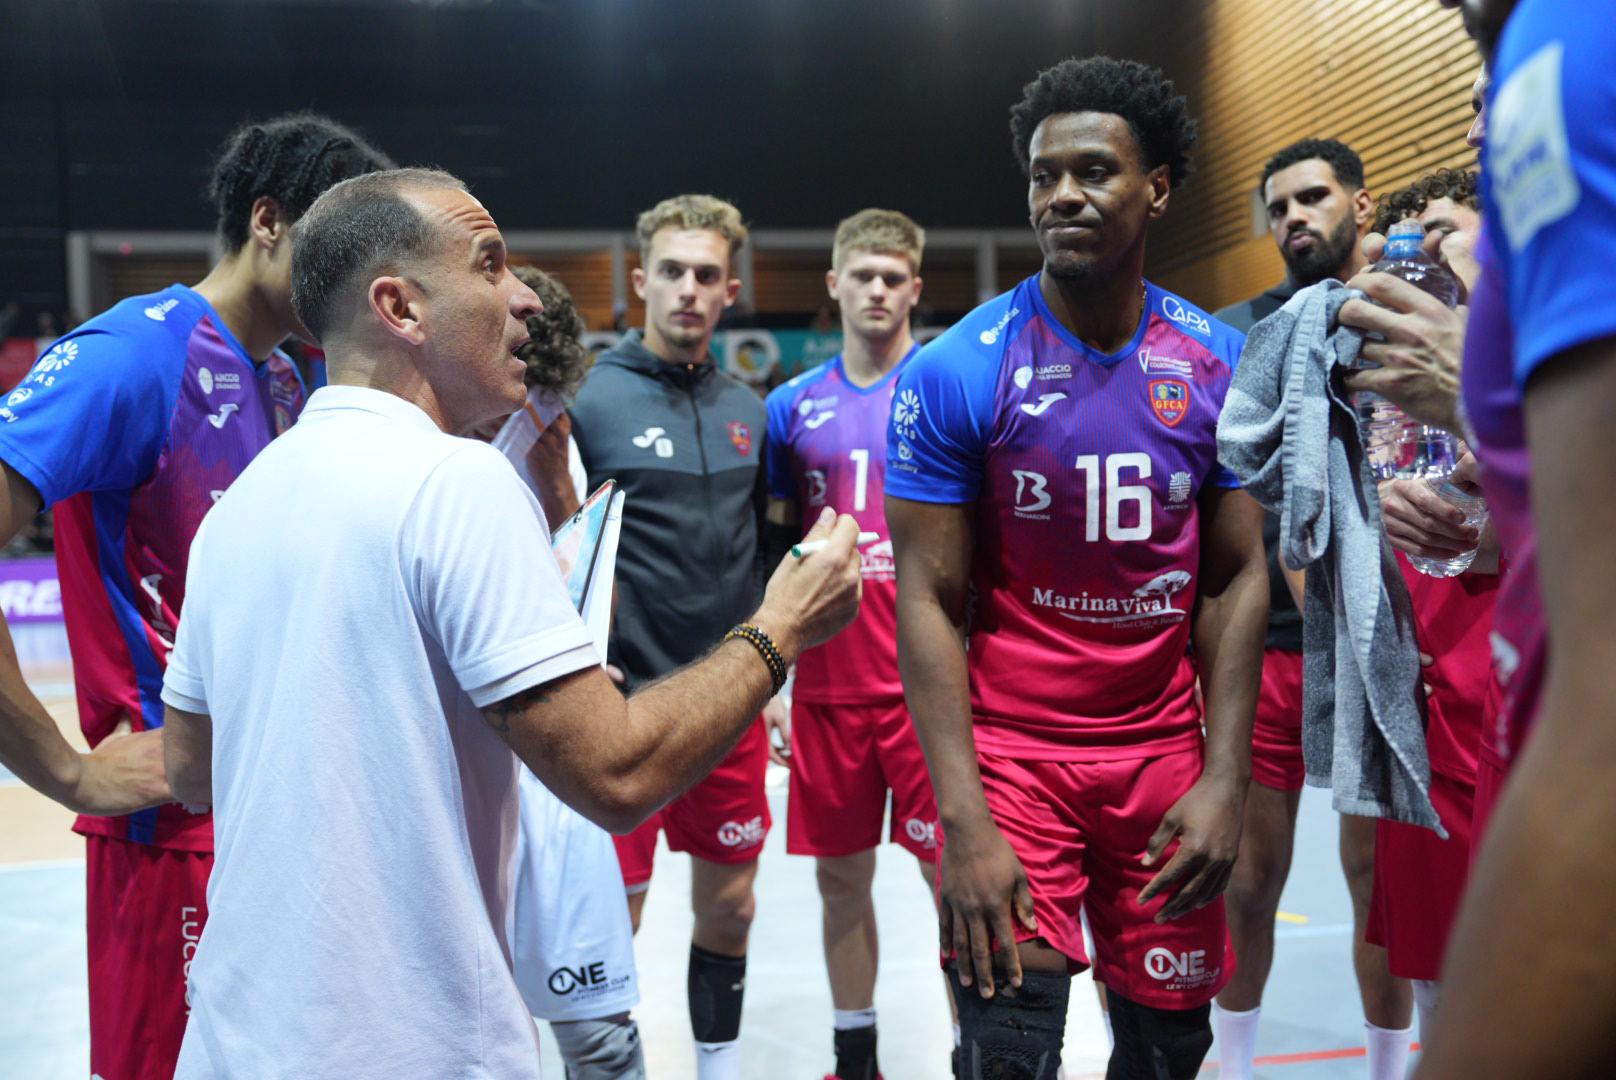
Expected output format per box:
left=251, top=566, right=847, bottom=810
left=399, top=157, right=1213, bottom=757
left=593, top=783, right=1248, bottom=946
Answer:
left=728, top=421, right=753, bottom=456
left=548, top=961, right=609, bottom=996
left=633, top=426, right=675, bottom=458
left=1149, top=379, right=1189, bottom=427
left=1143, top=947, right=1217, bottom=989
left=904, top=818, right=939, bottom=849
left=717, top=815, right=766, bottom=849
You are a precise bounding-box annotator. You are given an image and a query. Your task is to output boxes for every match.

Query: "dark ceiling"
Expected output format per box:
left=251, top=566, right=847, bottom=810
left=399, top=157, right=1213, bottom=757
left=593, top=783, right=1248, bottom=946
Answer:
left=1, top=0, right=1207, bottom=313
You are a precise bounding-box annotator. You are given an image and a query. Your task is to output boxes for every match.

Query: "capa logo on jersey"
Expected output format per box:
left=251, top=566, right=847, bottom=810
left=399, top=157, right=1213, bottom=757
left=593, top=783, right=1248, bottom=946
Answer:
left=1160, top=296, right=1211, bottom=337
left=717, top=815, right=766, bottom=848
left=1150, top=380, right=1189, bottom=427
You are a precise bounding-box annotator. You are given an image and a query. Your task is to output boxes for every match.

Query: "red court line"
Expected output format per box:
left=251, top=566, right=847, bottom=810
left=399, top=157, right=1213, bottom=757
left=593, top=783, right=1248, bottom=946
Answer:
left=1070, top=1042, right=1423, bottom=1078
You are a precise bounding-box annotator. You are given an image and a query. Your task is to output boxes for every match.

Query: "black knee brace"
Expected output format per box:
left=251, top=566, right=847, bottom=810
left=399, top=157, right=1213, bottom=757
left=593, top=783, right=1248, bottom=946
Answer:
left=950, top=963, right=1070, bottom=1080
left=687, top=945, right=747, bottom=1044
left=1104, top=991, right=1212, bottom=1080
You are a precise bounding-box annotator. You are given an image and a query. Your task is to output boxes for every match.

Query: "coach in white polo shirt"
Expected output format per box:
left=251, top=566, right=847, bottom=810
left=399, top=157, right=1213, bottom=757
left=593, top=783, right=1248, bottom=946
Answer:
left=157, top=167, right=863, bottom=1079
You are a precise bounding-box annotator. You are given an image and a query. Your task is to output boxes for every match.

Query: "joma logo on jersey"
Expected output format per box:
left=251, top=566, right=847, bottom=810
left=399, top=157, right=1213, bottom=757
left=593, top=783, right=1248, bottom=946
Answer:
left=717, top=816, right=766, bottom=848
left=1149, top=380, right=1189, bottom=427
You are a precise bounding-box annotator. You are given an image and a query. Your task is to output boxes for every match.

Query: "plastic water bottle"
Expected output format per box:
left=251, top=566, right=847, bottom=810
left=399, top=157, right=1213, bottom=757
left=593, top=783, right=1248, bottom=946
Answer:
left=1396, top=427, right=1491, bottom=577
left=1369, top=217, right=1460, bottom=310
left=1345, top=219, right=1484, bottom=575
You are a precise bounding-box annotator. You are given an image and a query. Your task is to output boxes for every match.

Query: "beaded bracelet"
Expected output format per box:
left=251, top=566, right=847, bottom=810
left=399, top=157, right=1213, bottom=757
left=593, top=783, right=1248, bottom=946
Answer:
left=725, top=622, right=788, bottom=697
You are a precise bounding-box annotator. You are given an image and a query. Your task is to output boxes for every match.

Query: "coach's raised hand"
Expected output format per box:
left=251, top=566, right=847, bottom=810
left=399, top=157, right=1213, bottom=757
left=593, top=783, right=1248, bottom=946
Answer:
left=753, top=507, right=864, bottom=660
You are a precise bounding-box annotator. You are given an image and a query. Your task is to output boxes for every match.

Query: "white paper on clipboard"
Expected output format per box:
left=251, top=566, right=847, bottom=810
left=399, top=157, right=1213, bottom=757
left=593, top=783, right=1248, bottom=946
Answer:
left=546, top=481, right=623, bottom=660
left=491, top=389, right=586, bottom=503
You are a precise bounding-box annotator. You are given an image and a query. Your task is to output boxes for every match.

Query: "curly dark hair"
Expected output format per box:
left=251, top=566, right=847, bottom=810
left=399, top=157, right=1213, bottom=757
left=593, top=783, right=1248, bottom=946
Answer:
left=1009, top=56, right=1196, bottom=187
left=512, top=265, right=593, bottom=399
left=1371, top=169, right=1480, bottom=235
left=208, top=112, right=395, bottom=251
left=1259, top=138, right=1365, bottom=194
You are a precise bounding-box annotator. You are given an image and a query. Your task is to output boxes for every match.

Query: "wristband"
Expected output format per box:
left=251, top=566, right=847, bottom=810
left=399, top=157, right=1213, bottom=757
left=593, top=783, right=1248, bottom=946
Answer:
left=725, top=622, right=788, bottom=697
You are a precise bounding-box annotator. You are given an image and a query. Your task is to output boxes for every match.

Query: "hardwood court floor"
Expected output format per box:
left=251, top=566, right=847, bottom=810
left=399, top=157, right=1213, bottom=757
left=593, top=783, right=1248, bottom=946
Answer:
left=1, top=622, right=1408, bottom=1078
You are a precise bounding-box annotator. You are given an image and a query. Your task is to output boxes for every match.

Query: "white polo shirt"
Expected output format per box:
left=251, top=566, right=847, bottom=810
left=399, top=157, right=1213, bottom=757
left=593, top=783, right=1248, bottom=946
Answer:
left=162, top=385, right=597, bottom=1079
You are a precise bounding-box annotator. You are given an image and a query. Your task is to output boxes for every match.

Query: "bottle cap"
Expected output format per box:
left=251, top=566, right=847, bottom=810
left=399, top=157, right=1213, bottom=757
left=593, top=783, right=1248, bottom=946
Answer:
left=1387, top=217, right=1424, bottom=239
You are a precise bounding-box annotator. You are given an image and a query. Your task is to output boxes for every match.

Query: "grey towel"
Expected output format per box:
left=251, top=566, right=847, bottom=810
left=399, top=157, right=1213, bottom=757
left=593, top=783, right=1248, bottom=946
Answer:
left=1216, top=280, right=1442, bottom=833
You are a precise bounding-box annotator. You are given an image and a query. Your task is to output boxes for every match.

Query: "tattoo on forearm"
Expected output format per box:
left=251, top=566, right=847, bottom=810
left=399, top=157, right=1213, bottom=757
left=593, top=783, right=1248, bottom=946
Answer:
left=482, top=683, right=552, bottom=733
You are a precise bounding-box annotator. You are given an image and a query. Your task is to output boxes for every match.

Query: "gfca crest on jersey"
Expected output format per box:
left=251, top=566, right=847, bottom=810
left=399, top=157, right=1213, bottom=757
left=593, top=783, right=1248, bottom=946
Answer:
left=728, top=420, right=753, bottom=456
left=1149, top=379, right=1189, bottom=427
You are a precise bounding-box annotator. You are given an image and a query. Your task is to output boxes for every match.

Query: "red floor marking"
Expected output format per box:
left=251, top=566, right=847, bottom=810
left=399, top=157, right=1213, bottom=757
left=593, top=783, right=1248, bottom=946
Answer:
left=1073, top=1043, right=1424, bottom=1078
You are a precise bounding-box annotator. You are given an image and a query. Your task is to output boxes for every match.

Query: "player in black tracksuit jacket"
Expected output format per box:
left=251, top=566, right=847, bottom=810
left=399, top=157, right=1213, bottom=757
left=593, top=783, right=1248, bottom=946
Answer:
left=568, top=328, right=768, bottom=690
left=565, top=197, right=790, bottom=1078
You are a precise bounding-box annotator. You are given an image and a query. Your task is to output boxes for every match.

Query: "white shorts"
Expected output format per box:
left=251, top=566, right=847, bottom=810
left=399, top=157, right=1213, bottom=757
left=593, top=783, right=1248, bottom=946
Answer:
left=509, top=769, right=640, bottom=1022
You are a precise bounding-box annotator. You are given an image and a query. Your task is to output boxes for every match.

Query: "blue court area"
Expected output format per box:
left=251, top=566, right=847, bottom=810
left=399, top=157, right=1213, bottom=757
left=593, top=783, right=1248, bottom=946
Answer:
left=1, top=622, right=1403, bottom=1078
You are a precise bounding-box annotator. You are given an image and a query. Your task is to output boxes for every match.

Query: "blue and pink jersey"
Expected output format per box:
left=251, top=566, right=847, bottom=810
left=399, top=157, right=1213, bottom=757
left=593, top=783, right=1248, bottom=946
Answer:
left=765, top=349, right=915, bottom=704
left=0, top=284, right=304, bottom=850
left=1462, top=1, right=1616, bottom=771
left=886, top=276, right=1243, bottom=760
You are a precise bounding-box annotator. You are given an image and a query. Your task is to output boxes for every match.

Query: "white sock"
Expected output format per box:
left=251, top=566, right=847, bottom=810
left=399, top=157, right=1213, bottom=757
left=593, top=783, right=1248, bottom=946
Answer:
left=833, top=1007, right=877, bottom=1031
left=694, top=1039, right=741, bottom=1080
left=1211, top=1001, right=1260, bottom=1080
left=1365, top=1021, right=1413, bottom=1080
left=1412, top=980, right=1441, bottom=1042
left=952, top=1023, right=962, bottom=1048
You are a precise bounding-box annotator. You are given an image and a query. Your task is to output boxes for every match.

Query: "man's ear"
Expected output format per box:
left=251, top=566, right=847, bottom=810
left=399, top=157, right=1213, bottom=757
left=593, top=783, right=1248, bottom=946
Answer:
left=1354, top=187, right=1376, bottom=229
left=825, top=268, right=839, bottom=301
left=631, top=266, right=647, bottom=301
left=248, top=196, right=290, bottom=251
left=723, top=277, right=742, bottom=309
left=1146, top=164, right=1172, bottom=220
left=368, top=276, right=425, bottom=345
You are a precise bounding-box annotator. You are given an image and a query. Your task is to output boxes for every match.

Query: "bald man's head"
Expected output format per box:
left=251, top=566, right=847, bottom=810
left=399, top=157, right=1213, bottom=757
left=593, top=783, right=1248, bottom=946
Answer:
left=290, top=167, right=466, bottom=342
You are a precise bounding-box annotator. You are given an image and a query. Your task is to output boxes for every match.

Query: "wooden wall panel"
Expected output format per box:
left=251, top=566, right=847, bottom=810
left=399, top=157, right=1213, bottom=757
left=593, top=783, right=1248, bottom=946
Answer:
left=1146, top=0, right=1482, bottom=313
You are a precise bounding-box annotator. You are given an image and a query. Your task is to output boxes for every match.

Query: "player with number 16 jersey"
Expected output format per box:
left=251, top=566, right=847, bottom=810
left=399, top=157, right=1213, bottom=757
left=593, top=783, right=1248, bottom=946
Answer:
left=885, top=56, right=1267, bottom=1080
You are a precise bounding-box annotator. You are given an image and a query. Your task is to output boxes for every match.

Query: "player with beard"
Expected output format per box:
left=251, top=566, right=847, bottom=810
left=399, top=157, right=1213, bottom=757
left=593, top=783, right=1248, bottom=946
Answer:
left=1411, top=0, right=1616, bottom=1073
left=1211, top=139, right=1417, bottom=1080
left=888, top=56, right=1267, bottom=1080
